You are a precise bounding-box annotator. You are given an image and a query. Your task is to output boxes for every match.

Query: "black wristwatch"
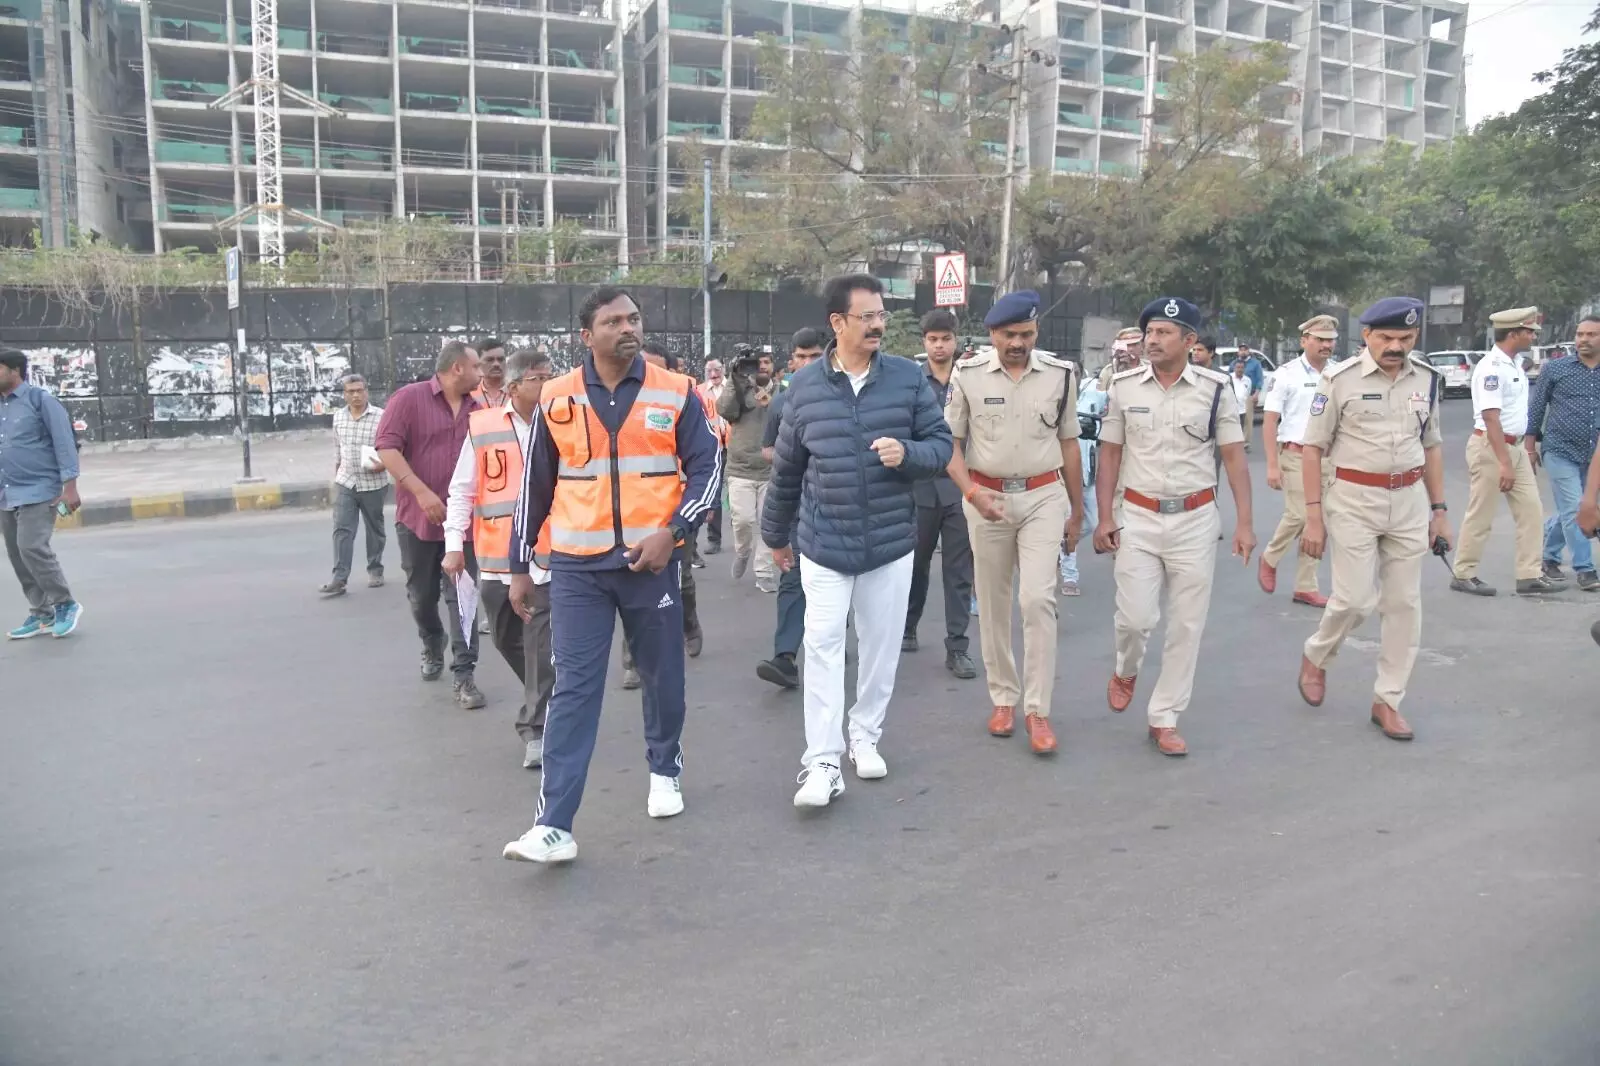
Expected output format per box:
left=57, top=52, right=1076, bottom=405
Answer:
left=668, top=518, right=692, bottom=545
left=1430, top=503, right=1448, bottom=513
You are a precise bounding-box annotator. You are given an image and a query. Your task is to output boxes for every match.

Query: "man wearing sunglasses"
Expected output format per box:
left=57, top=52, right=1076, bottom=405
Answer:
left=944, top=290, right=1084, bottom=756
left=1095, top=297, right=1255, bottom=757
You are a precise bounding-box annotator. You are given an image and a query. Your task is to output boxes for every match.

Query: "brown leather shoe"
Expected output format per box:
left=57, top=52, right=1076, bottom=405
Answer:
left=1107, top=674, right=1136, bottom=713
left=1370, top=701, right=1414, bottom=741
left=1025, top=714, right=1057, bottom=755
left=1148, top=726, right=1187, bottom=756
left=1297, top=655, right=1325, bottom=707
left=988, top=705, right=1015, bottom=737
left=1292, top=590, right=1329, bottom=608
left=1258, top=556, right=1277, bottom=594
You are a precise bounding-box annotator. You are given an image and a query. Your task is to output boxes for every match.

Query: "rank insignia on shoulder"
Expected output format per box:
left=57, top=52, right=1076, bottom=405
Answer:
left=1483, top=375, right=1499, bottom=391
left=1309, top=393, right=1329, bottom=416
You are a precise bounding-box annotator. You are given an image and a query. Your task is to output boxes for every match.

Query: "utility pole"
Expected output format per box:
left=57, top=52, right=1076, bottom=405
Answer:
left=991, top=16, right=1053, bottom=294
left=702, top=156, right=713, bottom=363
left=1138, top=41, right=1157, bottom=172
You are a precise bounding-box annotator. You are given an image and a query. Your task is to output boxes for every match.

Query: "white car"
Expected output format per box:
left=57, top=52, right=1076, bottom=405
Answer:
left=1425, top=350, right=1478, bottom=397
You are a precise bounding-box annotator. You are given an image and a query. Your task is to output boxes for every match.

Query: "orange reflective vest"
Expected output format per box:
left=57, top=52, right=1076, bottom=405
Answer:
left=696, top=383, right=730, bottom=447
left=467, top=406, right=548, bottom=573
left=541, top=362, right=689, bottom=556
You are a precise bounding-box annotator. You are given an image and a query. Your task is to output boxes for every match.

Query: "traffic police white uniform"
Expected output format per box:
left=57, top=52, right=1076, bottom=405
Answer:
left=1258, top=315, right=1339, bottom=605
left=1450, top=306, right=1561, bottom=596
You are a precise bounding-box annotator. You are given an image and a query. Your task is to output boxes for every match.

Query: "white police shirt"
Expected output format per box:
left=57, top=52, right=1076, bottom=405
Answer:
left=1470, top=347, right=1530, bottom=437
left=1262, top=355, right=1323, bottom=444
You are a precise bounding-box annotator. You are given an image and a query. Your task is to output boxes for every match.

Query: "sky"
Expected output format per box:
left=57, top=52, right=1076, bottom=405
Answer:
left=1462, top=0, right=1597, bottom=124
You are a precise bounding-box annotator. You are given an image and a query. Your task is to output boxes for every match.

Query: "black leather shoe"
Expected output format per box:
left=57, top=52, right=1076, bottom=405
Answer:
left=757, top=655, right=800, bottom=689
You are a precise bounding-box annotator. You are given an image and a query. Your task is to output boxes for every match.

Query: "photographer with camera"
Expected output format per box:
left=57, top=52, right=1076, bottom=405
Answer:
left=718, top=343, right=780, bottom=593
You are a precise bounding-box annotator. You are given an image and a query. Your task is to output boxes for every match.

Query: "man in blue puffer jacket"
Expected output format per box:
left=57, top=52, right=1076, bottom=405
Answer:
left=763, top=273, right=955, bottom=810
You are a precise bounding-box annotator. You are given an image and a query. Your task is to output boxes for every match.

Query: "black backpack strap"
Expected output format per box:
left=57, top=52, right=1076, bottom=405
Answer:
left=1057, top=362, right=1076, bottom=427
left=1207, top=380, right=1224, bottom=442
left=1421, top=368, right=1439, bottom=441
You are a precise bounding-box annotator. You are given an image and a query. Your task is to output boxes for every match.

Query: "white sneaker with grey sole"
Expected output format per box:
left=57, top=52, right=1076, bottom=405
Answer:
left=647, top=773, right=685, bottom=818
left=793, top=761, right=845, bottom=808
left=849, top=741, right=887, bottom=779
left=503, top=826, right=577, bottom=864
left=522, top=738, right=543, bottom=769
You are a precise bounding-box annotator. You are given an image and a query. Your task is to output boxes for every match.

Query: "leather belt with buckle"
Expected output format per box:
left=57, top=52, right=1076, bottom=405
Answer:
left=1123, top=487, right=1217, bottom=513
left=1335, top=466, right=1425, bottom=490
left=970, top=471, right=1061, bottom=494
left=1472, top=429, right=1521, bottom=445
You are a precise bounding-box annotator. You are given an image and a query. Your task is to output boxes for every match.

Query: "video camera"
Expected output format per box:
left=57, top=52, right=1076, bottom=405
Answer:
left=728, top=343, right=764, bottom=378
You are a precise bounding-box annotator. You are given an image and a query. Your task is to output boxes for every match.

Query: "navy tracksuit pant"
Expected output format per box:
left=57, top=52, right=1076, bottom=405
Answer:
left=536, top=559, right=687, bottom=833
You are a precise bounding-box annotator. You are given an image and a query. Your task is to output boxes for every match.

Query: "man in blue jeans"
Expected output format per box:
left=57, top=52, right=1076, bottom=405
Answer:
left=1528, top=315, right=1600, bottom=591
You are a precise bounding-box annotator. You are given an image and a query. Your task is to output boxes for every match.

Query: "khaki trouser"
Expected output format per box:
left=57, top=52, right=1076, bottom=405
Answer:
left=1453, top=434, right=1543, bottom=582
left=966, top=480, right=1069, bottom=718
left=727, top=475, right=776, bottom=585
left=1304, top=479, right=1427, bottom=710
left=1263, top=447, right=1332, bottom=594
left=1112, top=498, right=1221, bottom=728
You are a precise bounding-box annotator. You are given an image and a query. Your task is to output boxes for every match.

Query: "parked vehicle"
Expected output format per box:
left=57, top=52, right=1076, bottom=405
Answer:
left=1425, top=351, right=1478, bottom=397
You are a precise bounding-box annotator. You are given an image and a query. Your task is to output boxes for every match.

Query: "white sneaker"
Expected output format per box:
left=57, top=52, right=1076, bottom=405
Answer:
left=793, top=761, right=845, bottom=808
left=647, top=773, right=684, bottom=818
left=502, top=825, right=577, bottom=864
left=522, top=738, right=543, bottom=769
left=849, top=741, right=888, bottom=780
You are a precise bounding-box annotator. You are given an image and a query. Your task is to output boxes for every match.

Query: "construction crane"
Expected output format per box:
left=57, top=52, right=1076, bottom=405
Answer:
left=210, top=0, right=341, bottom=269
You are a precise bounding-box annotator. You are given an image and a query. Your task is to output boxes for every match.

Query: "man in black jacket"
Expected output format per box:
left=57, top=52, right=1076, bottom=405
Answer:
left=763, top=274, right=954, bottom=810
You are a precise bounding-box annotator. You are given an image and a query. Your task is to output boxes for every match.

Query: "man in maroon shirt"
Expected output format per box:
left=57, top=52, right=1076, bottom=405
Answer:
left=375, top=340, right=486, bottom=707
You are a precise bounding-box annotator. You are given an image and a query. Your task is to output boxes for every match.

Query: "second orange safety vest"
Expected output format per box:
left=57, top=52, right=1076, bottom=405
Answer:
left=541, top=362, right=690, bottom=556
left=467, top=406, right=548, bottom=573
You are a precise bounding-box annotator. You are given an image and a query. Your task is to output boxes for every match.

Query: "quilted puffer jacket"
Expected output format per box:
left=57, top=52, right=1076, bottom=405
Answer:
left=761, top=345, right=954, bottom=575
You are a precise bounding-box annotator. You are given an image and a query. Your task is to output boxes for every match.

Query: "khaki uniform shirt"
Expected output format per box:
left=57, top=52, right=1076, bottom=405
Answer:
left=1301, top=350, right=1443, bottom=472
left=945, top=347, right=1080, bottom=478
left=1099, top=362, right=1242, bottom=497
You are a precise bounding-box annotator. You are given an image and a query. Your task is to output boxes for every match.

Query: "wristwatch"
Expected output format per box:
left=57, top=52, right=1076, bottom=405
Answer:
left=668, top=518, right=692, bottom=545
left=1430, top=503, right=1448, bottom=513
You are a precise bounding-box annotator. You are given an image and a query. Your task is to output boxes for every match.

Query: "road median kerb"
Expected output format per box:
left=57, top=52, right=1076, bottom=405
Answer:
left=55, top=482, right=335, bottom=529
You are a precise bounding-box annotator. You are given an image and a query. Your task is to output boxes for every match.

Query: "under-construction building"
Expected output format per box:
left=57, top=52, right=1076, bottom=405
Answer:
left=136, top=0, right=629, bottom=274
left=0, top=0, right=144, bottom=247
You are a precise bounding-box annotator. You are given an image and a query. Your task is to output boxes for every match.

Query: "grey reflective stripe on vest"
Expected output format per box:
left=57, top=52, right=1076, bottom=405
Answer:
left=474, top=500, right=519, bottom=520
left=558, top=454, right=678, bottom=477
left=470, top=427, right=519, bottom=447
left=636, top=387, right=688, bottom=408
left=551, top=525, right=666, bottom=548
left=477, top=554, right=512, bottom=572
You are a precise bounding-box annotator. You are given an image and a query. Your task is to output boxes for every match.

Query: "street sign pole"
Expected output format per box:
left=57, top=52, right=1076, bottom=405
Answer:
left=226, top=247, right=258, bottom=481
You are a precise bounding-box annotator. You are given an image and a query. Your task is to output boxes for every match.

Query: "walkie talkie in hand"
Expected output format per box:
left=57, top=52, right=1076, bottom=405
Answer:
left=1431, top=535, right=1453, bottom=572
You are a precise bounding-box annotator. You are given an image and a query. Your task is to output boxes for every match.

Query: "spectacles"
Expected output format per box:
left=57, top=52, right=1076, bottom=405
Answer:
left=841, top=311, right=891, bottom=325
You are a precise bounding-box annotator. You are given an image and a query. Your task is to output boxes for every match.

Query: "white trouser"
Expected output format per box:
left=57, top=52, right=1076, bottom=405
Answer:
left=727, top=476, right=775, bottom=583
left=798, top=551, right=914, bottom=767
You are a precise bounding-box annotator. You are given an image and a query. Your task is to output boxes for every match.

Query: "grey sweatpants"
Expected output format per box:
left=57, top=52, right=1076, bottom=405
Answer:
left=2, top=501, right=73, bottom=616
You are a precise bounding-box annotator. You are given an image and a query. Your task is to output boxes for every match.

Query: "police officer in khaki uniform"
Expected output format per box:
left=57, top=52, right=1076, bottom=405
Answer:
left=944, top=290, right=1084, bottom=756
left=1258, top=314, right=1339, bottom=607
left=1450, top=306, right=1564, bottom=596
left=1097, top=328, right=1144, bottom=392
left=1095, top=297, right=1254, bottom=757
left=1297, top=297, right=1454, bottom=742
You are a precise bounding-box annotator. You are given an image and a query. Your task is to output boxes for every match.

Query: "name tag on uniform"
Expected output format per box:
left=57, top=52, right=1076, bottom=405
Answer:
left=1127, top=406, right=1151, bottom=413
left=983, top=397, right=1006, bottom=405
left=1361, top=393, right=1383, bottom=400
left=1302, top=382, right=1316, bottom=388
left=641, top=406, right=677, bottom=431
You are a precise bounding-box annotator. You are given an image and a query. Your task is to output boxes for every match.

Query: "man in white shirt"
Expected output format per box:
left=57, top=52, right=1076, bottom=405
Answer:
left=321, top=374, right=389, bottom=597
left=444, top=349, right=557, bottom=768
left=1451, top=307, right=1565, bottom=597
left=1258, top=315, right=1338, bottom=607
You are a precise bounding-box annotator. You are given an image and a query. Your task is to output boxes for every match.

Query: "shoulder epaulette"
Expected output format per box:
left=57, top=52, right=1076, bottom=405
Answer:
left=1191, top=365, right=1230, bottom=386
left=1408, top=354, right=1442, bottom=375
left=1111, top=365, right=1146, bottom=383
left=955, top=351, right=989, bottom=369
left=1324, top=358, right=1362, bottom=379
left=1035, top=351, right=1074, bottom=371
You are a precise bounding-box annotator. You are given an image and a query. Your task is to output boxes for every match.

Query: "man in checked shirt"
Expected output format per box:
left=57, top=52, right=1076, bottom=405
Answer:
left=1528, top=315, right=1600, bottom=591
left=320, top=374, right=389, bottom=597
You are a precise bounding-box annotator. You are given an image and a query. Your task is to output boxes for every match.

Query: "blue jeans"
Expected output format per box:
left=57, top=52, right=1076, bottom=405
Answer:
left=1541, top=452, right=1594, bottom=574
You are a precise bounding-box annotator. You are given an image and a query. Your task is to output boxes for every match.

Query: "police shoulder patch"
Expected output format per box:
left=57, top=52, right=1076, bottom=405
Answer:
left=1483, top=374, right=1500, bottom=391
left=1309, top=393, right=1330, bottom=416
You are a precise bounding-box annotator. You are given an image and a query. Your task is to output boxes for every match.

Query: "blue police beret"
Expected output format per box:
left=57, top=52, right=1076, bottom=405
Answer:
left=984, top=289, right=1041, bottom=329
left=1359, top=297, right=1424, bottom=330
left=1138, top=296, right=1201, bottom=333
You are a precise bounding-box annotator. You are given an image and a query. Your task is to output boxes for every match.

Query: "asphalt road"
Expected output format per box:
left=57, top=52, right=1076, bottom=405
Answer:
left=4, top=401, right=1598, bottom=1066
